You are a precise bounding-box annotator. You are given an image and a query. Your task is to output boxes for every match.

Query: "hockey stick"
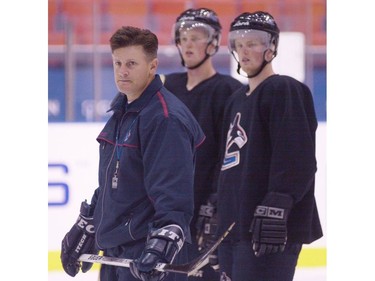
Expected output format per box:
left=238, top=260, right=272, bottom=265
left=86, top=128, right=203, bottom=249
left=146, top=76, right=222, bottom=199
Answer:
left=79, top=222, right=235, bottom=276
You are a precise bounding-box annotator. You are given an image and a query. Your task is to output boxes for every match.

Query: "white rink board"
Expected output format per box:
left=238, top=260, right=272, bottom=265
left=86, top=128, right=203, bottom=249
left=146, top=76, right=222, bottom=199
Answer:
left=48, top=122, right=326, bottom=279
left=49, top=123, right=103, bottom=250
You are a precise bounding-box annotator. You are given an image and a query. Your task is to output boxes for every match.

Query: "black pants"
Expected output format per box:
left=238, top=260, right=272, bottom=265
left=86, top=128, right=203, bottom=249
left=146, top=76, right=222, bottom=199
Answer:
left=218, top=240, right=302, bottom=281
left=99, top=241, right=189, bottom=281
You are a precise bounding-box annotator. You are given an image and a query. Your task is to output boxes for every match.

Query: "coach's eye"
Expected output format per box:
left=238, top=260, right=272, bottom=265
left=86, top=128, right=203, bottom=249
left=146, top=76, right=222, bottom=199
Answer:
left=126, top=61, right=137, bottom=68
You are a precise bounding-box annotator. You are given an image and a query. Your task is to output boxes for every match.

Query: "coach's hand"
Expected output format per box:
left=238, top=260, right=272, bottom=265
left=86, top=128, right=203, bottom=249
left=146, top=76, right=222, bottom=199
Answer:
left=130, top=224, right=185, bottom=281
left=61, top=200, right=98, bottom=277
left=249, top=192, right=293, bottom=257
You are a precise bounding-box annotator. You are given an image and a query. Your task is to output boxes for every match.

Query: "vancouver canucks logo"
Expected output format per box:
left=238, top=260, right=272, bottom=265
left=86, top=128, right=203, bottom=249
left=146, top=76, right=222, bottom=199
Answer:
left=221, top=112, right=248, bottom=170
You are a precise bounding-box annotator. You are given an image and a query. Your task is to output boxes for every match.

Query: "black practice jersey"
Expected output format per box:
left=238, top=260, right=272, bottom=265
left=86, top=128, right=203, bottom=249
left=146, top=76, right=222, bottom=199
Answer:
left=217, top=74, right=323, bottom=243
left=164, top=72, right=243, bottom=233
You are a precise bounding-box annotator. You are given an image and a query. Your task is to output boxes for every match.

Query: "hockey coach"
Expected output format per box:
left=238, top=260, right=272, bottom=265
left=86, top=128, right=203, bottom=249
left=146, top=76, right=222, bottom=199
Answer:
left=60, top=26, right=205, bottom=281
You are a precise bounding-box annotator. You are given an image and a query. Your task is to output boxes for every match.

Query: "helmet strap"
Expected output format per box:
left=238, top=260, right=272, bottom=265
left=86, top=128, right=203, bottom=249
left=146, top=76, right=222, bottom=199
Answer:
left=177, top=46, right=186, bottom=67
left=245, top=59, right=268, bottom=78
left=178, top=40, right=218, bottom=70
left=234, top=49, right=275, bottom=78
left=186, top=53, right=211, bottom=70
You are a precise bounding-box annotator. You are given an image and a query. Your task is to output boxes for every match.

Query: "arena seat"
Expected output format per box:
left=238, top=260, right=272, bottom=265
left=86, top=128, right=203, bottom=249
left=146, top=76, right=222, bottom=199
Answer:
left=48, top=0, right=65, bottom=45
left=48, top=0, right=326, bottom=46
left=147, top=0, right=187, bottom=44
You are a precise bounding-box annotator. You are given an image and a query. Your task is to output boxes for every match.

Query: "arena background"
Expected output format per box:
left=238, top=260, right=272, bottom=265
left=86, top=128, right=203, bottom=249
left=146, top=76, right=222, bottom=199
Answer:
left=2, top=0, right=373, bottom=280
left=47, top=0, right=327, bottom=280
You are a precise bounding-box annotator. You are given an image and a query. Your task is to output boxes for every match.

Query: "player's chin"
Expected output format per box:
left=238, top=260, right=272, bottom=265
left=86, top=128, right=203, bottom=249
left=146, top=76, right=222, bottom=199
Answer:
left=241, top=66, right=257, bottom=77
left=184, top=61, right=196, bottom=68
left=184, top=58, right=199, bottom=67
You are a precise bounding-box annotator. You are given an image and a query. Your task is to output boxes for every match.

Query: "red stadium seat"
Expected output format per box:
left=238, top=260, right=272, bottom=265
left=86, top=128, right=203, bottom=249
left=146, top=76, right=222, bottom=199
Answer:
left=48, top=0, right=325, bottom=46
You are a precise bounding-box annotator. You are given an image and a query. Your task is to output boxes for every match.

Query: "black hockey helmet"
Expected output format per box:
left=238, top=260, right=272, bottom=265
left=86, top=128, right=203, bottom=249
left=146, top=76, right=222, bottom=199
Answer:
left=174, top=8, right=222, bottom=45
left=229, top=11, right=279, bottom=54
left=229, top=11, right=280, bottom=78
left=173, top=8, right=222, bottom=69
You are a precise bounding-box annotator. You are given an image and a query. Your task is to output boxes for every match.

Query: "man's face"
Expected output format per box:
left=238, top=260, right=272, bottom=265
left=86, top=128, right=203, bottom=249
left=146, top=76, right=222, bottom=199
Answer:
left=229, top=29, right=274, bottom=77
left=112, top=45, right=157, bottom=101
left=233, top=35, right=268, bottom=76
left=178, top=28, right=214, bottom=68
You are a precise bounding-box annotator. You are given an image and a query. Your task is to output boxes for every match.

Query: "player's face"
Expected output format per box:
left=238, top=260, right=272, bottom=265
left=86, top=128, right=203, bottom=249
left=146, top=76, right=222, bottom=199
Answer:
left=233, top=36, right=268, bottom=76
left=178, top=28, right=213, bottom=68
left=112, top=45, right=157, bottom=101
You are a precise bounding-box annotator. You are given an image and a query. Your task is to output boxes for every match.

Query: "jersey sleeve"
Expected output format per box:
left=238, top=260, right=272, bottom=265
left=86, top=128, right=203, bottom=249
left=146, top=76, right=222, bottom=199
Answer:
left=264, top=79, right=318, bottom=204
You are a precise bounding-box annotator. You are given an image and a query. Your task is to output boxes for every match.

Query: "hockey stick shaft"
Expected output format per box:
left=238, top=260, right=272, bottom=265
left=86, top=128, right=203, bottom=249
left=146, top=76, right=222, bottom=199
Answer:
left=79, top=222, right=235, bottom=275
left=79, top=254, right=174, bottom=272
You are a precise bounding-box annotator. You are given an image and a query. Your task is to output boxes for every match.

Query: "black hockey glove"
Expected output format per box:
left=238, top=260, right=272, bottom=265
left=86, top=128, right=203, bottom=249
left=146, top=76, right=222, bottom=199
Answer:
left=130, top=224, right=185, bottom=281
left=195, top=193, right=220, bottom=271
left=249, top=192, right=293, bottom=257
left=61, top=200, right=98, bottom=277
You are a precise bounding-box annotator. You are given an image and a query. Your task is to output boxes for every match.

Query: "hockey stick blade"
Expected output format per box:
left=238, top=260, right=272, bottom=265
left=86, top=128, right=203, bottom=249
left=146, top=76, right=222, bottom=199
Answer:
left=79, top=222, right=235, bottom=276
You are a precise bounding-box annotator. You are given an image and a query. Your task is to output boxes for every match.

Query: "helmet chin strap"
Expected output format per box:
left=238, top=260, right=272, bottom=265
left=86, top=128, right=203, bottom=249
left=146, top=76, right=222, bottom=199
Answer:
left=234, top=48, right=277, bottom=79
left=186, top=53, right=210, bottom=70
left=178, top=41, right=218, bottom=70
left=237, top=59, right=268, bottom=78
left=235, top=50, right=271, bottom=78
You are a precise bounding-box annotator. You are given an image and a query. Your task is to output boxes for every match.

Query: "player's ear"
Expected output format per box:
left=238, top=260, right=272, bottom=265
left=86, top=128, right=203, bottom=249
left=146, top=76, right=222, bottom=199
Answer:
left=207, top=39, right=218, bottom=56
left=265, top=48, right=276, bottom=62
left=150, top=58, right=158, bottom=72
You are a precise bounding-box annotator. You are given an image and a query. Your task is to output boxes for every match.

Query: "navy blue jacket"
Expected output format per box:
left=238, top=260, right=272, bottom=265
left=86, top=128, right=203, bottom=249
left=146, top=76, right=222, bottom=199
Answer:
left=91, top=75, right=205, bottom=250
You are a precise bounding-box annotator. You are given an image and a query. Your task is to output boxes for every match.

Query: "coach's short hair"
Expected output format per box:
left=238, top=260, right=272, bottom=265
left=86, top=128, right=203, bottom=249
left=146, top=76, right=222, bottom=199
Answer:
left=110, top=26, right=158, bottom=60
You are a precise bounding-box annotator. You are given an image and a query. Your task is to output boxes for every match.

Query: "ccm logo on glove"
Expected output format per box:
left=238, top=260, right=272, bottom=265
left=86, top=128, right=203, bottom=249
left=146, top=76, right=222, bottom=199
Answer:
left=254, top=206, right=285, bottom=219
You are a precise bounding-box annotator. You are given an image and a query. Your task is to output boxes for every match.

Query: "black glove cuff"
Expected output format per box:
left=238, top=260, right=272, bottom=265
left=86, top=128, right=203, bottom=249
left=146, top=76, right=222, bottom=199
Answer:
left=75, top=203, right=95, bottom=235
left=261, top=192, right=294, bottom=209
left=207, top=193, right=218, bottom=205
left=198, top=193, right=218, bottom=217
left=80, top=200, right=95, bottom=217
left=140, top=224, right=185, bottom=266
left=149, top=224, right=185, bottom=252
left=199, top=204, right=215, bottom=217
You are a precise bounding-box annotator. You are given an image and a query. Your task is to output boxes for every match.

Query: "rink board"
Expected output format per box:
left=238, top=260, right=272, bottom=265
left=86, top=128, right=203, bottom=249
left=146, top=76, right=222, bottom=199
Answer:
left=48, top=122, right=327, bottom=277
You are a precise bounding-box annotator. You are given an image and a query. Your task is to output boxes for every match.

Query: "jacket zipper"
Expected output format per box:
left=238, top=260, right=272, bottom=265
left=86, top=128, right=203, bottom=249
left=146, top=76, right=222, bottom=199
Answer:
left=95, top=113, right=126, bottom=249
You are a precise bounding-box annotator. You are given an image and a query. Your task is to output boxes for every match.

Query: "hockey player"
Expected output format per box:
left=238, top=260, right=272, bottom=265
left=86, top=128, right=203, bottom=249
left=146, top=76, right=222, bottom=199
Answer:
left=216, top=11, right=323, bottom=281
left=162, top=8, right=243, bottom=281
left=60, top=26, right=205, bottom=281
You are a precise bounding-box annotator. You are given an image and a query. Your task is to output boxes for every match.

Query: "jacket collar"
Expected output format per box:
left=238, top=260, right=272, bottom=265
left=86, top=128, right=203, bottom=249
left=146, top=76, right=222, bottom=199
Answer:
left=108, top=74, right=164, bottom=113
